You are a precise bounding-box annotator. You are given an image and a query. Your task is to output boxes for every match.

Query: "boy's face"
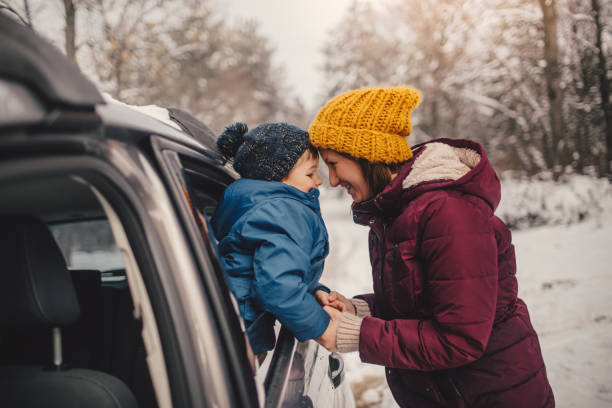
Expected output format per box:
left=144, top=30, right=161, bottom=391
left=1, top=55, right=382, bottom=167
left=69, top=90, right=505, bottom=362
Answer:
left=282, top=151, right=323, bottom=193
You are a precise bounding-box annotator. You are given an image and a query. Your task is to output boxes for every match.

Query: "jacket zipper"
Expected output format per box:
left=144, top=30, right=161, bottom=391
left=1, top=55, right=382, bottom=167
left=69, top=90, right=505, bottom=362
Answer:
left=379, top=223, right=386, bottom=292
left=369, top=220, right=385, bottom=295
left=448, top=376, right=468, bottom=407
left=373, top=200, right=387, bottom=294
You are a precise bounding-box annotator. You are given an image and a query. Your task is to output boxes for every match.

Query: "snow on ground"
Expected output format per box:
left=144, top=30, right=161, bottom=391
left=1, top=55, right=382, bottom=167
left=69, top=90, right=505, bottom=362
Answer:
left=318, top=180, right=612, bottom=408
left=69, top=250, right=125, bottom=271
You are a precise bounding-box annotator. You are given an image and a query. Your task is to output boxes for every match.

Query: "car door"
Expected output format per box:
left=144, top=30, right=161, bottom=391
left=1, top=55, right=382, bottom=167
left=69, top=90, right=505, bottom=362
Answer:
left=151, top=136, right=260, bottom=404
left=264, top=328, right=353, bottom=408
left=151, top=136, right=354, bottom=408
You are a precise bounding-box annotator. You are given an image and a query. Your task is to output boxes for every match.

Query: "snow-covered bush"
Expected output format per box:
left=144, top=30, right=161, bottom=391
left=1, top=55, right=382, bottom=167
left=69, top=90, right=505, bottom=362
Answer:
left=321, top=173, right=612, bottom=230
left=497, top=173, right=612, bottom=230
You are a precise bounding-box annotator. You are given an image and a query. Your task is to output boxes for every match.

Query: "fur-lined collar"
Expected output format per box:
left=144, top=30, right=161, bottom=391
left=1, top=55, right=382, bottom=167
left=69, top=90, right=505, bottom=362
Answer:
left=352, top=139, right=501, bottom=225
left=402, top=142, right=481, bottom=190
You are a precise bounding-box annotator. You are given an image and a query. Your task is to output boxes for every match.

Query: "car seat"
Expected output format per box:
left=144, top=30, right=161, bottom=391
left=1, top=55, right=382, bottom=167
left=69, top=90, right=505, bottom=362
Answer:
left=0, top=216, right=137, bottom=407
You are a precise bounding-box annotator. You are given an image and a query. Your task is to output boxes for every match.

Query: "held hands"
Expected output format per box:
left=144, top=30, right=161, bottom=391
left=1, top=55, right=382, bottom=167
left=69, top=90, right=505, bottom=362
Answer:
left=314, top=290, right=356, bottom=314
left=315, top=290, right=356, bottom=352
left=314, top=290, right=345, bottom=312
left=329, top=291, right=357, bottom=314
left=316, top=305, right=343, bottom=352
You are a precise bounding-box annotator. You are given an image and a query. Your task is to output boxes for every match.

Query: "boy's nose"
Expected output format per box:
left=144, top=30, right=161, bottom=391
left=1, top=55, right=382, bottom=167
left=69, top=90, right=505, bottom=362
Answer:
left=314, top=172, right=323, bottom=187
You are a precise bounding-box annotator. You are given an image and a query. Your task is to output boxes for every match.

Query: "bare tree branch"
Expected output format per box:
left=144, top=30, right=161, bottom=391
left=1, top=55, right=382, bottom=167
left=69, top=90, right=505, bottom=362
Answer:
left=0, top=2, right=33, bottom=28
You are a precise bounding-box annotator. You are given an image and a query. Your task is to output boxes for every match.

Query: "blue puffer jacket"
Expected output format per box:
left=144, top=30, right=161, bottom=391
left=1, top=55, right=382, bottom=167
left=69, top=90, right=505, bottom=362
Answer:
left=211, top=178, right=330, bottom=353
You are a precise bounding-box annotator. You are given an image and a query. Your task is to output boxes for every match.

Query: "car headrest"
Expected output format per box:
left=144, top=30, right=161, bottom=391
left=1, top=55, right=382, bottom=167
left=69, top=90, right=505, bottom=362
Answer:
left=0, top=216, right=80, bottom=329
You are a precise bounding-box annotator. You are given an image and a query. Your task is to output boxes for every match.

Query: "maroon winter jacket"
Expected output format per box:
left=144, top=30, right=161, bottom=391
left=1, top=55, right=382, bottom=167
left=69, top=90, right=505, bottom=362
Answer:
left=352, top=139, right=554, bottom=407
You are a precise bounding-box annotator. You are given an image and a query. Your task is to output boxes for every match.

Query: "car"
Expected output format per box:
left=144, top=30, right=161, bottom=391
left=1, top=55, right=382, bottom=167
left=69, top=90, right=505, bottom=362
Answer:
left=0, top=13, right=354, bottom=408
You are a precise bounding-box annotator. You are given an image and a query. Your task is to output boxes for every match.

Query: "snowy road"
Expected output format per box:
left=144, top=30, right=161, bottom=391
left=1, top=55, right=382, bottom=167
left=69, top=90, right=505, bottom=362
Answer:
left=319, top=194, right=612, bottom=408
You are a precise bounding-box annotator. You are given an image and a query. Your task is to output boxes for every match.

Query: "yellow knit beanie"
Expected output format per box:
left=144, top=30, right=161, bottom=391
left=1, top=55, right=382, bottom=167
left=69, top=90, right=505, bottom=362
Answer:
left=309, top=86, right=421, bottom=164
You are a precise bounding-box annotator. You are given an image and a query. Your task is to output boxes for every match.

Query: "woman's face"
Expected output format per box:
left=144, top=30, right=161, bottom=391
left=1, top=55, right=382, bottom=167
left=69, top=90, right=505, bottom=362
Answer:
left=320, top=149, right=372, bottom=202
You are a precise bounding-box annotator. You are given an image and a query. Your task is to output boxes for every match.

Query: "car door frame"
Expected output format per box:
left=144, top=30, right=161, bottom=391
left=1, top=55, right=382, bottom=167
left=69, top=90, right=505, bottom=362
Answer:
left=0, top=151, right=198, bottom=406
left=150, top=135, right=260, bottom=407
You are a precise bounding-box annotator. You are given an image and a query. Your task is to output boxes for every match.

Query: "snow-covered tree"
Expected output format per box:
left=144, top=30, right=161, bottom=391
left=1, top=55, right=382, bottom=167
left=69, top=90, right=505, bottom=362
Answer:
left=320, top=0, right=612, bottom=177
left=0, top=0, right=307, bottom=133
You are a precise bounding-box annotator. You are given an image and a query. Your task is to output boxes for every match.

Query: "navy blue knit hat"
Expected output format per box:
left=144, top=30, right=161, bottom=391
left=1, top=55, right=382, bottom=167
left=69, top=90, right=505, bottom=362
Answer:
left=217, top=122, right=312, bottom=181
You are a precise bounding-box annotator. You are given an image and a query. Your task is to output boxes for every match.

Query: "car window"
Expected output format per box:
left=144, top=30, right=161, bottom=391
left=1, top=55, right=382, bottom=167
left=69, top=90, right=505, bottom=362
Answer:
left=0, top=169, right=162, bottom=406
left=175, top=159, right=271, bottom=360
left=179, top=166, right=289, bottom=384
left=50, top=219, right=125, bottom=272
left=154, top=145, right=268, bottom=404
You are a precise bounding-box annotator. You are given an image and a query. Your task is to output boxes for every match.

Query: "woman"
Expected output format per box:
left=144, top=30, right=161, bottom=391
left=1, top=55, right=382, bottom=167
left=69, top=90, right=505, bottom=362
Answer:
left=311, top=87, right=554, bottom=407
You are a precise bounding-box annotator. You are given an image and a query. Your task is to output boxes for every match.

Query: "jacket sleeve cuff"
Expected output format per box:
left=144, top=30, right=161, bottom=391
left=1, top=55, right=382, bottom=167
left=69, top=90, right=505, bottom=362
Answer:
left=290, top=305, right=330, bottom=341
left=314, top=283, right=330, bottom=294
left=336, top=312, right=363, bottom=353
left=350, top=298, right=371, bottom=318
left=354, top=293, right=376, bottom=316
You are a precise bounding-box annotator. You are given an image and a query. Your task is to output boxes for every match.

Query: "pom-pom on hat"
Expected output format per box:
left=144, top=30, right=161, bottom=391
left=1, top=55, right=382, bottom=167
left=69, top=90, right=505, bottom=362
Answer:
left=217, top=122, right=311, bottom=181
left=309, top=86, right=421, bottom=164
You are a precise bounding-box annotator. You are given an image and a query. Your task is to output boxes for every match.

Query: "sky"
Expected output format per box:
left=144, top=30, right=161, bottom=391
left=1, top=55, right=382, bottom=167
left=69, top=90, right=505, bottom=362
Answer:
left=223, top=0, right=358, bottom=111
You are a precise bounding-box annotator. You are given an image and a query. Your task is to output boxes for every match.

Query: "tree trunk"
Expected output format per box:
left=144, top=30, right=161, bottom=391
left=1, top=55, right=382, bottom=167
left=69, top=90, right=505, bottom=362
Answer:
left=430, top=97, right=439, bottom=138
left=538, top=0, right=567, bottom=177
left=591, top=0, right=612, bottom=179
left=63, top=0, right=77, bottom=64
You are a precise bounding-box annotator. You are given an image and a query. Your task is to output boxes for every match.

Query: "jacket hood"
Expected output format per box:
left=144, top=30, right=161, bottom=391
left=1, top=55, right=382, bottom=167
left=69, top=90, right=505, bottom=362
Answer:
left=353, top=138, right=501, bottom=223
left=212, top=178, right=321, bottom=238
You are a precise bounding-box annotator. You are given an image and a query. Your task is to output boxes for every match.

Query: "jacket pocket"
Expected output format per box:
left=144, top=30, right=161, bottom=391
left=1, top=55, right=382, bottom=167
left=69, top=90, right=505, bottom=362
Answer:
left=388, top=368, right=447, bottom=406
left=388, top=241, right=423, bottom=316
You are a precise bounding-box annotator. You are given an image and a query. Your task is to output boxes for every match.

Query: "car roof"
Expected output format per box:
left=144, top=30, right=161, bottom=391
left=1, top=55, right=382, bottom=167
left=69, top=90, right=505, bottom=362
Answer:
left=96, top=98, right=211, bottom=152
left=0, top=13, right=103, bottom=109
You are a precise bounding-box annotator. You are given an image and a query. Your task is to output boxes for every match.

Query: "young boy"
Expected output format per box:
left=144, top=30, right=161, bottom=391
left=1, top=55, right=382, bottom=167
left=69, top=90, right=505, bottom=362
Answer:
left=211, top=122, right=341, bottom=358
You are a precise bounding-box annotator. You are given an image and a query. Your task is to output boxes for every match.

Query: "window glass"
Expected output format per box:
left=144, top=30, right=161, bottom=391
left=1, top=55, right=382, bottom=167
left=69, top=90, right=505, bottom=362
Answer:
left=50, top=219, right=125, bottom=272
left=178, top=165, right=284, bottom=380
left=181, top=168, right=225, bottom=218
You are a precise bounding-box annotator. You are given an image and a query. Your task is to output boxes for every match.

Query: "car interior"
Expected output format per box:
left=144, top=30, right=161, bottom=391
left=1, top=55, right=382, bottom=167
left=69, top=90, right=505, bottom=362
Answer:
left=0, top=174, right=155, bottom=407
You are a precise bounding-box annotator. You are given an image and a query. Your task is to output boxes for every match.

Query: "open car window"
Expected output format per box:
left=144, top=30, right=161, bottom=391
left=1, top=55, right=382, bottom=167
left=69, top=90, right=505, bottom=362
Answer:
left=179, top=164, right=296, bottom=395
left=50, top=219, right=125, bottom=273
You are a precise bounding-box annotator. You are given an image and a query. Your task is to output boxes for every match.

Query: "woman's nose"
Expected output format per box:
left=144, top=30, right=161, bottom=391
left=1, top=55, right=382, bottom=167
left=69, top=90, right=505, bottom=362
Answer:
left=328, top=169, right=339, bottom=187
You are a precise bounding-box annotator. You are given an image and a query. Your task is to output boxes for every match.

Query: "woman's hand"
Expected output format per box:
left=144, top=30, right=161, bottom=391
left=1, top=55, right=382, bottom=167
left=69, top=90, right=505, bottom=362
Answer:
left=316, top=305, right=343, bottom=352
left=328, top=291, right=356, bottom=314
left=315, top=289, right=349, bottom=312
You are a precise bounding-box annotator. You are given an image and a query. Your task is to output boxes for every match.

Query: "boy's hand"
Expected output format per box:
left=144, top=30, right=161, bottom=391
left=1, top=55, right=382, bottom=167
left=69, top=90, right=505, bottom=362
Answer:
left=314, top=289, right=329, bottom=305
left=316, top=306, right=342, bottom=352
left=328, top=291, right=356, bottom=314
left=315, top=290, right=348, bottom=312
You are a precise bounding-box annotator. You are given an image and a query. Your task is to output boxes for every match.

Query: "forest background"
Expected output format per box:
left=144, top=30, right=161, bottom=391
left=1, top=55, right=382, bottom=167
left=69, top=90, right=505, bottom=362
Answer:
left=2, top=0, right=611, bottom=180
